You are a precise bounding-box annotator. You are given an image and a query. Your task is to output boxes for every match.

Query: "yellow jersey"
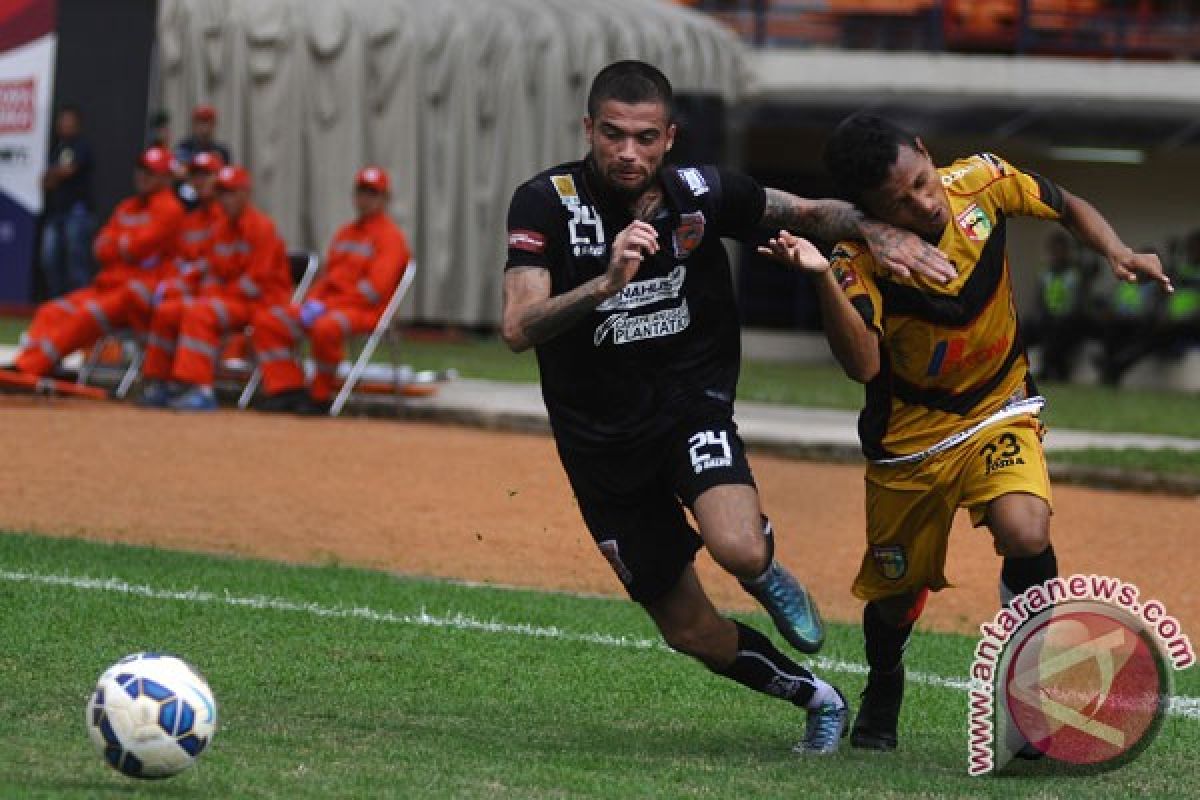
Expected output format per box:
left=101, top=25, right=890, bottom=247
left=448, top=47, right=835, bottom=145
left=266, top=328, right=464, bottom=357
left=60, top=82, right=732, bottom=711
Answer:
left=831, top=153, right=1064, bottom=460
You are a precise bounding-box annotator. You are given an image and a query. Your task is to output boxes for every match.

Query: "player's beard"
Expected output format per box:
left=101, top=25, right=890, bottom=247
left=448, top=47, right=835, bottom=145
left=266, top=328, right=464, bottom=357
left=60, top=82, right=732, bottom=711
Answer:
left=585, top=155, right=662, bottom=219
left=605, top=167, right=665, bottom=221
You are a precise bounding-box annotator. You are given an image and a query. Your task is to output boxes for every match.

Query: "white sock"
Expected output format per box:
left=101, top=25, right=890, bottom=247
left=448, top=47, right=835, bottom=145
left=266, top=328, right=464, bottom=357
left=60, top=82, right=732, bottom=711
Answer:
left=806, top=678, right=844, bottom=711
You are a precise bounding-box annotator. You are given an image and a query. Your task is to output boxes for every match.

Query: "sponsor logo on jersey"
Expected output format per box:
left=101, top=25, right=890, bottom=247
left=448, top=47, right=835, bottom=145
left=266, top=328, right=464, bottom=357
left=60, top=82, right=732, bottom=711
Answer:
left=508, top=229, right=546, bottom=255
left=941, top=162, right=977, bottom=186
left=677, top=167, right=709, bottom=196
left=956, top=203, right=993, bottom=242
left=551, top=174, right=580, bottom=205
left=872, top=545, right=907, bottom=580
left=597, top=265, right=686, bottom=311
left=926, top=333, right=1010, bottom=377
left=593, top=299, right=690, bottom=346
left=672, top=211, right=706, bottom=259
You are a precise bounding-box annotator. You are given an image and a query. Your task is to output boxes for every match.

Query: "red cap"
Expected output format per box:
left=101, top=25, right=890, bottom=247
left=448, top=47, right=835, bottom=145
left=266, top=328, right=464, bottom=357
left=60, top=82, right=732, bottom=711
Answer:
left=138, top=146, right=175, bottom=176
left=355, top=165, right=390, bottom=193
left=192, top=104, right=217, bottom=122
left=189, top=151, right=224, bottom=174
left=216, top=165, right=251, bottom=191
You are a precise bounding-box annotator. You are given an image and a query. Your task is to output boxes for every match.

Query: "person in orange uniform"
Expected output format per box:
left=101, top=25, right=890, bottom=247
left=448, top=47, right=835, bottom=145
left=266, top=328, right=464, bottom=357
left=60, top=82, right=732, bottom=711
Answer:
left=168, top=165, right=292, bottom=411
left=138, top=151, right=227, bottom=407
left=252, top=166, right=411, bottom=414
left=14, top=147, right=183, bottom=377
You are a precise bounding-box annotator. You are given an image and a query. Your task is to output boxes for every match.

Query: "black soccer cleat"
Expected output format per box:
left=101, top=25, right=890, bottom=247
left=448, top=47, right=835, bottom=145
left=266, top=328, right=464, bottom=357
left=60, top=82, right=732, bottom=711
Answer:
left=850, top=666, right=904, bottom=751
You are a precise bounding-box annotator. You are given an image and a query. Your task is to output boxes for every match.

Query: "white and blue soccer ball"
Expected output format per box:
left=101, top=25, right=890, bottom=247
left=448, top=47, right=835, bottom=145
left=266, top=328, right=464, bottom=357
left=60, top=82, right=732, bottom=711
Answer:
left=85, top=652, right=218, bottom=779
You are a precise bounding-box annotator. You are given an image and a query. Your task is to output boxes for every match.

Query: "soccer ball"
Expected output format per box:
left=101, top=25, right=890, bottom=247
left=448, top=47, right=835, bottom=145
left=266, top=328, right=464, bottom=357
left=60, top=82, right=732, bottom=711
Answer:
left=85, top=653, right=218, bottom=779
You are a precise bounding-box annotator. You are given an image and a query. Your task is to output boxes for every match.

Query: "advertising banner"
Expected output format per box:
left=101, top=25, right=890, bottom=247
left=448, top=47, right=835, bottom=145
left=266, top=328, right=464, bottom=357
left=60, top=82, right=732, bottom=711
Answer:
left=0, top=0, right=57, bottom=304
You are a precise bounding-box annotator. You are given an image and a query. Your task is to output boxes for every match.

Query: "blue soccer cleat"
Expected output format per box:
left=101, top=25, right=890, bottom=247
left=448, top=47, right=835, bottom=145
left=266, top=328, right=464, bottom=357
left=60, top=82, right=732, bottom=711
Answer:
left=795, top=687, right=850, bottom=755
left=169, top=386, right=217, bottom=412
left=742, top=561, right=825, bottom=654
left=138, top=381, right=176, bottom=408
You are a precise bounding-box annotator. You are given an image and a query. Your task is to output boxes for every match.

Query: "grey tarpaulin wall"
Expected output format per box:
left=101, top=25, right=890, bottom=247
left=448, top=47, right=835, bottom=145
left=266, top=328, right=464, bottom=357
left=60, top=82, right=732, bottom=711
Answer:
left=156, top=0, right=750, bottom=327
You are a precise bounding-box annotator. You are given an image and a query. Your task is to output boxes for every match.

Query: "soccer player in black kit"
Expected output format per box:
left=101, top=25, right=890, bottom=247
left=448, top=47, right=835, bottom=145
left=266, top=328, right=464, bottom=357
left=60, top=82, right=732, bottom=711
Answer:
left=501, top=61, right=954, bottom=754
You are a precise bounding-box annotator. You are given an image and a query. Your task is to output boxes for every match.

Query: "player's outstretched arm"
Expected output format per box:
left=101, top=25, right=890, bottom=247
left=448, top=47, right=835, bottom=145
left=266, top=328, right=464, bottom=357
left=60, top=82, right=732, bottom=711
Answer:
left=501, top=220, right=659, bottom=352
left=1060, top=189, right=1173, bottom=293
left=759, top=230, right=880, bottom=382
left=760, top=188, right=956, bottom=284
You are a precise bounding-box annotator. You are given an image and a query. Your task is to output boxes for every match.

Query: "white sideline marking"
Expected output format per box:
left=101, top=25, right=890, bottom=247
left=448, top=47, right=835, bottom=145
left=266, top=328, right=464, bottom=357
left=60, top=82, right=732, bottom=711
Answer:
left=4, top=568, right=1198, bottom=721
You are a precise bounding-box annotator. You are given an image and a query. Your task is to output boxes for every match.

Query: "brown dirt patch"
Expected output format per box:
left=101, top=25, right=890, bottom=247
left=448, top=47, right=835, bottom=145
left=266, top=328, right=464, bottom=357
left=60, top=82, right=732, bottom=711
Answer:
left=2, top=397, right=1197, bottom=637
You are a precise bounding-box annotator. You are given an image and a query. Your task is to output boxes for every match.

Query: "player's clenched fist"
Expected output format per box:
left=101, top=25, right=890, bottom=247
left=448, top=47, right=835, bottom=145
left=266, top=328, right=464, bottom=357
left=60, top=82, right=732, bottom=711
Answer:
left=601, top=220, right=659, bottom=297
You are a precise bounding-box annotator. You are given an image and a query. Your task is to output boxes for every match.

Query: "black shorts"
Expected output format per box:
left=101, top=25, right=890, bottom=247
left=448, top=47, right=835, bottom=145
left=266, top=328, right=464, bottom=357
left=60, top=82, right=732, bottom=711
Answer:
left=556, top=404, right=755, bottom=604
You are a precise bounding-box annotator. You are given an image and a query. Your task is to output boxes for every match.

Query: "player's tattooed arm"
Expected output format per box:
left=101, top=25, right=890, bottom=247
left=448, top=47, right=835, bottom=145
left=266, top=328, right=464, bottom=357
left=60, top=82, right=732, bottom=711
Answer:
left=501, top=221, right=660, bottom=352
left=760, top=188, right=956, bottom=283
left=502, top=267, right=599, bottom=352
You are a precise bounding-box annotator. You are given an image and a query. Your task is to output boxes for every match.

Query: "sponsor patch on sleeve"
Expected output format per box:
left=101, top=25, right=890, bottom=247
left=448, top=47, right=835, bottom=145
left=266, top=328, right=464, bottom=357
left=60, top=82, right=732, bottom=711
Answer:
left=508, top=229, right=546, bottom=254
left=677, top=167, right=709, bottom=196
left=551, top=174, right=579, bottom=205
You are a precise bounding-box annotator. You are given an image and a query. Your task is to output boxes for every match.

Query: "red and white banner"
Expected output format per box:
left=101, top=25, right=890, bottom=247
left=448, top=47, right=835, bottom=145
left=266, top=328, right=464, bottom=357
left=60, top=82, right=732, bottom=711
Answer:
left=0, top=0, right=57, bottom=303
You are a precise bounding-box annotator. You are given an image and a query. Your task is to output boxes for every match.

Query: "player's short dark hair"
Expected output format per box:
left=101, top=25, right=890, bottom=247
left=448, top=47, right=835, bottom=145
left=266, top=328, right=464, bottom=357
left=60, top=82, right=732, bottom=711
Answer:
left=823, top=114, right=919, bottom=202
left=587, top=60, right=674, bottom=119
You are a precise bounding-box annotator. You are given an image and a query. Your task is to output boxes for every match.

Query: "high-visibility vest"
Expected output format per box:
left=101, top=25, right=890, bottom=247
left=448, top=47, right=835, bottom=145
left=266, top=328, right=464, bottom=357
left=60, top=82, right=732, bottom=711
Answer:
left=1040, top=268, right=1082, bottom=317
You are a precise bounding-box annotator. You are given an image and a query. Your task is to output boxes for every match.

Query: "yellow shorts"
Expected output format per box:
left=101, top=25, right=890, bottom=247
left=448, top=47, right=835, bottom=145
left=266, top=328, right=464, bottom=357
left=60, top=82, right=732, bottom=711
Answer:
left=852, top=416, right=1051, bottom=603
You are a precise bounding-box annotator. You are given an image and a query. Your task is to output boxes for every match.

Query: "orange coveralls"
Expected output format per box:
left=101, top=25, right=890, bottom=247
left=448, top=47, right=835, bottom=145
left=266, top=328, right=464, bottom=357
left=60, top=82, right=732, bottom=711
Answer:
left=141, top=199, right=226, bottom=381
left=161, top=204, right=291, bottom=388
left=16, top=187, right=183, bottom=376
left=252, top=211, right=410, bottom=402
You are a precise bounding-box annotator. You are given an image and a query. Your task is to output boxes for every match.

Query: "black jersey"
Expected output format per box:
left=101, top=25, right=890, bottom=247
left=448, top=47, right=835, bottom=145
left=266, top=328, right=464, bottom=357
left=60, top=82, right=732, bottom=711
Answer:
left=505, top=159, right=766, bottom=450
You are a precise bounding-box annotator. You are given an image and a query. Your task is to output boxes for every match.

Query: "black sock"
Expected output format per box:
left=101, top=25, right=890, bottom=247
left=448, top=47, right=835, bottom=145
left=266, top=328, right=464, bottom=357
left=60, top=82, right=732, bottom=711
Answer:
left=1000, top=545, right=1058, bottom=605
left=863, top=601, right=911, bottom=675
left=717, top=621, right=818, bottom=707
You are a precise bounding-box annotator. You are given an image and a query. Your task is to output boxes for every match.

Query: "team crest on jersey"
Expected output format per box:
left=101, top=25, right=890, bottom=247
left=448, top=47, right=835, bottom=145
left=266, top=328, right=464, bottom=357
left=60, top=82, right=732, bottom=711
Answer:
left=672, top=211, right=706, bottom=259
left=551, top=174, right=580, bottom=206
left=872, top=545, right=907, bottom=581
left=677, top=167, right=709, bottom=196
left=832, top=264, right=857, bottom=291
left=956, top=203, right=993, bottom=242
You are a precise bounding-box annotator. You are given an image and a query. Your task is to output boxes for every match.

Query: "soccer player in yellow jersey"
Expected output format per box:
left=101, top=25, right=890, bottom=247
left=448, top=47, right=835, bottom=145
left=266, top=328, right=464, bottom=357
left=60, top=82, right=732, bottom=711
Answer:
left=761, top=114, right=1172, bottom=754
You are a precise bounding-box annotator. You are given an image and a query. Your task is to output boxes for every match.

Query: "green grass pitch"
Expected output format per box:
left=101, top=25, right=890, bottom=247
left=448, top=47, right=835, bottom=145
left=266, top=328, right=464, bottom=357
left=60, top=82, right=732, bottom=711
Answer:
left=1, top=532, right=1196, bottom=799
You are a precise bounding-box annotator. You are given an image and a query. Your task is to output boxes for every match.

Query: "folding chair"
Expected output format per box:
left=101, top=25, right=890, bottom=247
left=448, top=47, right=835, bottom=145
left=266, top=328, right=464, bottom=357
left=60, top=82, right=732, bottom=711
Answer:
left=76, top=329, right=144, bottom=399
left=235, top=250, right=321, bottom=409
left=329, top=260, right=418, bottom=417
